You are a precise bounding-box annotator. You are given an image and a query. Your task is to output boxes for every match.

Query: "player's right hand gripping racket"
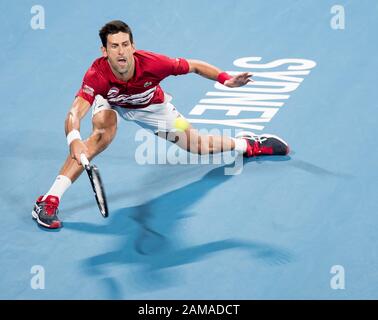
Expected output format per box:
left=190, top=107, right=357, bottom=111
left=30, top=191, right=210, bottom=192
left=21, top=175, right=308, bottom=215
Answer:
left=80, top=154, right=109, bottom=218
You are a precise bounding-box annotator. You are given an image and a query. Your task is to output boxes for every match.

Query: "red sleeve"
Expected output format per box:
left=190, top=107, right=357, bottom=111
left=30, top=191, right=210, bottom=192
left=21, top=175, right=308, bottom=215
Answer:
left=168, top=57, right=190, bottom=76
left=145, top=51, right=189, bottom=78
left=76, top=67, right=107, bottom=105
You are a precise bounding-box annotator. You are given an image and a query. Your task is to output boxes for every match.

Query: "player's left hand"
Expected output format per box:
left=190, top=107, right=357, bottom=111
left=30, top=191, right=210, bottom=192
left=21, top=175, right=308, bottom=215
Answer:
left=224, top=72, right=253, bottom=87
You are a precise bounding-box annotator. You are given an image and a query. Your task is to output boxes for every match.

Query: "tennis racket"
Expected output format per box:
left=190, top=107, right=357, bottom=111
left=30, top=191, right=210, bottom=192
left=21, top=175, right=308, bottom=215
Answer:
left=80, top=154, right=109, bottom=218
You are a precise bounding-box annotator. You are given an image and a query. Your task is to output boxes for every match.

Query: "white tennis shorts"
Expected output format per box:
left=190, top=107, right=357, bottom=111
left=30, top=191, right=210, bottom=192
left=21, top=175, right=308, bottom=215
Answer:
left=91, top=93, right=185, bottom=133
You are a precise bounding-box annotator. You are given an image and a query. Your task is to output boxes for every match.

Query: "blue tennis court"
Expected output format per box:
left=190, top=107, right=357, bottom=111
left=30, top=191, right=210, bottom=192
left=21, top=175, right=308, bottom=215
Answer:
left=1, top=0, right=377, bottom=299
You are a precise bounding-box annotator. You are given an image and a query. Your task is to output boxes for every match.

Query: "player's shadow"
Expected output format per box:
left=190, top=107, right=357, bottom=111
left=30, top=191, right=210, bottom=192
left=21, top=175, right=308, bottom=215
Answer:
left=245, top=153, right=352, bottom=178
left=64, top=159, right=293, bottom=298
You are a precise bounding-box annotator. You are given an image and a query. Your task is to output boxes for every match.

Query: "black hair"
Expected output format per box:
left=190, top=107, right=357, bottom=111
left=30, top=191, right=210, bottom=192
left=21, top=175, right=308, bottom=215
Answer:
left=99, top=20, right=133, bottom=47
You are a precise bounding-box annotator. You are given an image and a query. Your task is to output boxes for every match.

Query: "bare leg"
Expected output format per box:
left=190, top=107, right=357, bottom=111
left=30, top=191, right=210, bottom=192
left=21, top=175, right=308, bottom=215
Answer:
left=159, top=126, right=236, bottom=155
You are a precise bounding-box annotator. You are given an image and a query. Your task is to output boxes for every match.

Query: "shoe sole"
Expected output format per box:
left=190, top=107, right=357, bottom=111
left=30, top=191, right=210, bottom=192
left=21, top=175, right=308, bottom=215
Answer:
left=32, top=209, right=61, bottom=229
left=235, top=131, right=290, bottom=155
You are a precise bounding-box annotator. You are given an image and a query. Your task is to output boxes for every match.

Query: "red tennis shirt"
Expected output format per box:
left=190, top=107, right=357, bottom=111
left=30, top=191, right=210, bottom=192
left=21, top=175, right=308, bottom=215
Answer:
left=76, top=50, right=190, bottom=108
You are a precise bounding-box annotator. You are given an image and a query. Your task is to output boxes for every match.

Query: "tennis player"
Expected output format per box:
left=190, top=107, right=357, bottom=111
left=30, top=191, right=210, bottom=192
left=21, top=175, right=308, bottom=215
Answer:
left=32, top=20, right=289, bottom=229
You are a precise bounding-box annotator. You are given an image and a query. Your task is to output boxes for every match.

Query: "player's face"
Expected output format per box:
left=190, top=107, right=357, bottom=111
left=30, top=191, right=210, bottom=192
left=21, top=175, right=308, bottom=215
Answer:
left=102, top=32, right=135, bottom=76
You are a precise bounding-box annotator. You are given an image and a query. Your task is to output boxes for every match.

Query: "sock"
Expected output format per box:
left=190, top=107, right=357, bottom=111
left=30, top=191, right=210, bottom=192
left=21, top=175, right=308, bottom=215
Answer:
left=232, top=138, right=248, bottom=154
left=42, top=175, right=72, bottom=201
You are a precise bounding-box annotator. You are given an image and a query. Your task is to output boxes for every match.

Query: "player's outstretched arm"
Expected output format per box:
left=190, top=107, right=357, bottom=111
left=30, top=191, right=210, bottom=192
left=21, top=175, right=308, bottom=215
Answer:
left=187, top=59, right=252, bottom=88
left=65, top=96, right=91, bottom=165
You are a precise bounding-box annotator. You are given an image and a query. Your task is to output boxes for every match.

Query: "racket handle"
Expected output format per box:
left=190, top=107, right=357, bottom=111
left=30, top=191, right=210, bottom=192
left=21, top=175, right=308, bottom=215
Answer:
left=80, top=153, right=90, bottom=167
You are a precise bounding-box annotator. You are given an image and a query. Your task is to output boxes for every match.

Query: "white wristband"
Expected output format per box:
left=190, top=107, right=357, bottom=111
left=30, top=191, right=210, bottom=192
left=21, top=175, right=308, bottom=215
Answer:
left=66, top=130, right=82, bottom=146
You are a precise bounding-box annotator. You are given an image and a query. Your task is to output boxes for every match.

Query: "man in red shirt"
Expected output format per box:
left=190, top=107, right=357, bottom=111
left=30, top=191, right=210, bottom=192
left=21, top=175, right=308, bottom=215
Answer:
left=32, top=20, right=289, bottom=229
